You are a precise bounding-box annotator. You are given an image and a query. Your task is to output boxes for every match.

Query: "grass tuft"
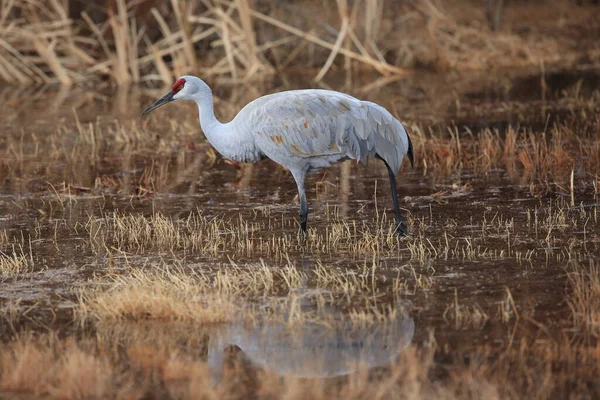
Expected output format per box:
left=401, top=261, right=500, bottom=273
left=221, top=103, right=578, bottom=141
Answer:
left=567, top=260, right=600, bottom=336
left=78, top=268, right=235, bottom=325
left=0, top=244, right=33, bottom=277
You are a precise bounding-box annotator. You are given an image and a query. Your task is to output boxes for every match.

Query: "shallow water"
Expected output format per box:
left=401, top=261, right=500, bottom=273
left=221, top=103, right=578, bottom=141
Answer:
left=1, top=67, right=599, bottom=392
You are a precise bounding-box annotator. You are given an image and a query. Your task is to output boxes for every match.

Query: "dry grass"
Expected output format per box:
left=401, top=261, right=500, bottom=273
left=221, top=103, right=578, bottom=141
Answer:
left=567, top=259, right=600, bottom=336
left=0, top=336, right=125, bottom=399
left=407, top=0, right=569, bottom=71
left=410, top=114, right=600, bottom=184
left=2, top=101, right=597, bottom=202
left=78, top=267, right=236, bottom=324
left=0, top=207, right=598, bottom=399
left=83, top=209, right=409, bottom=258
left=0, top=0, right=595, bottom=86
left=0, top=0, right=407, bottom=86
left=443, top=289, right=490, bottom=329
left=0, top=244, right=33, bottom=277
left=2, top=315, right=600, bottom=399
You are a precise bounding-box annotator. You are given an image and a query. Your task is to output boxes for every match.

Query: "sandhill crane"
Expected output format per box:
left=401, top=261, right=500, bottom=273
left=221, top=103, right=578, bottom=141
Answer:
left=141, top=76, right=414, bottom=235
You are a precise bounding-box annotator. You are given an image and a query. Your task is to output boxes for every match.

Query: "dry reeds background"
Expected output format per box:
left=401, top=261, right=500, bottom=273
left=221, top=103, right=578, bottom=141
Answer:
left=0, top=0, right=597, bottom=86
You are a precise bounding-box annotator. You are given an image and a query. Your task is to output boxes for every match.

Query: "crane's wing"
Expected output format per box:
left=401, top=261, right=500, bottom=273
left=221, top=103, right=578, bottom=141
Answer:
left=244, top=90, right=413, bottom=173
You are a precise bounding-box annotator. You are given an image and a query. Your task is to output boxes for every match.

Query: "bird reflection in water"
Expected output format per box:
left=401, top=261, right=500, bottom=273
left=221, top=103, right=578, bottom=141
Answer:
left=208, top=299, right=414, bottom=384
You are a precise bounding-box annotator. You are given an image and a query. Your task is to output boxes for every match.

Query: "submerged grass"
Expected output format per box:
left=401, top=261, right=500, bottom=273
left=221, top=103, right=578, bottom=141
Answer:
left=443, top=289, right=489, bottom=330
left=77, top=191, right=598, bottom=265
left=84, top=209, right=406, bottom=258
left=0, top=331, right=433, bottom=399
left=76, top=257, right=404, bottom=326
left=0, top=336, right=133, bottom=399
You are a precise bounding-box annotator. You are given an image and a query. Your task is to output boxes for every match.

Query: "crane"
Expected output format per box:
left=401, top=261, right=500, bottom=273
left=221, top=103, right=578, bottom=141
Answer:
left=141, top=76, right=414, bottom=236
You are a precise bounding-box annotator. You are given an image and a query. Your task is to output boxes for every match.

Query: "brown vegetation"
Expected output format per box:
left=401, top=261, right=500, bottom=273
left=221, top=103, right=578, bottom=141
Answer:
left=0, top=93, right=598, bottom=201
left=0, top=244, right=33, bottom=278
left=412, top=114, right=600, bottom=184
left=0, top=201, right=598, bottom=398
left=78, top=268, right=236, bottom=324
left=567, top=260, right=600, bottom=336
left=2, top=288, right=600, bottom=399
left=0, top=0, right=597, bottom=86
left=0, top=186, right=596, bottom=398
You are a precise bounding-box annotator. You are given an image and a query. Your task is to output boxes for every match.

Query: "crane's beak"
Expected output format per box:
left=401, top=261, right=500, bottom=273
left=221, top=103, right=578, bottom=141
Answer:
left=140, top=91, right=175, bottom=116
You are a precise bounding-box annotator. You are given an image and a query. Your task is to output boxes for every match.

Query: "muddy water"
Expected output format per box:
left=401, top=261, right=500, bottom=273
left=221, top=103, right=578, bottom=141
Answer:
left=1, top=68, right=599, bottom=388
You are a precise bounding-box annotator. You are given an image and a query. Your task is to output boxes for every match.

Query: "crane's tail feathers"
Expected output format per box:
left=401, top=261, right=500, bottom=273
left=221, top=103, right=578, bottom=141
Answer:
left=406, top=131, right=414, bottom=169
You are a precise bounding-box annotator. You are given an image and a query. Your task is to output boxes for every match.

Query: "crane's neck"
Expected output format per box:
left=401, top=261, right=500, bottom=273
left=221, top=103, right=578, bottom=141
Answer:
left=194, top=91, right=221, bottom=136
left=192, top=91, right=261, bottom=163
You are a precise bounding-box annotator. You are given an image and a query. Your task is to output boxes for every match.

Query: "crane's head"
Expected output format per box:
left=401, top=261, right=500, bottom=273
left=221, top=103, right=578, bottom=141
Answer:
left=141, top=76, right=208, bottom=116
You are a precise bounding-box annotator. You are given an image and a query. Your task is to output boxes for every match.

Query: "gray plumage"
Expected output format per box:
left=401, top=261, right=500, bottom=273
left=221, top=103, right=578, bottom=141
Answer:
left=240, top=89, right=413, bottom=174
left=141, top=76, right=414, bottom=235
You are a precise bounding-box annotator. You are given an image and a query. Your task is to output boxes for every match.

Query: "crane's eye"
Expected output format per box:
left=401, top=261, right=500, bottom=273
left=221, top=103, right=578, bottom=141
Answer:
left=171, top=78, right=186, bottom=93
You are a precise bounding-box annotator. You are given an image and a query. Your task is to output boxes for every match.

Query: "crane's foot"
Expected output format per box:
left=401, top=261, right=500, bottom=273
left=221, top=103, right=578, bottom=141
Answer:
left=394, top=220, right=410, bottom=237
left=297, top=220, right=308, bottom=239
left=297, top=228, right=308, bottom=240
left=301, top=221, right=308, bottom=233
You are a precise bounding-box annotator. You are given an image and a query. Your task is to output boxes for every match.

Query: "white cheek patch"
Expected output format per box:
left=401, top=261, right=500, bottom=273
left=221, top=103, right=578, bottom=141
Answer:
left=173, top=91, right=184, bottom=100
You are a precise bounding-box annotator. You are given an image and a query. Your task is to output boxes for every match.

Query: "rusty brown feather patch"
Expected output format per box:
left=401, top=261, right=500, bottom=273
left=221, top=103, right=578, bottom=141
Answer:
left=270, top=135, right=284, bottom=146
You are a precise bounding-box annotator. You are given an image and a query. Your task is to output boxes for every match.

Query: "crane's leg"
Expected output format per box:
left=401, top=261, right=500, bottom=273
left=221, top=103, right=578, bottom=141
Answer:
left=384, top=162, right=409, bottom=236
left=291, top=169, right=309, bottom=234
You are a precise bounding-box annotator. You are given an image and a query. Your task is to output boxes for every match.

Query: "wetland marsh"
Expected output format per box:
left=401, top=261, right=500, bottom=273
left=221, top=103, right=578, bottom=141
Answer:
left=2, top=1, right=600, bottom=397
left=1, top=65, right=599, bottom=399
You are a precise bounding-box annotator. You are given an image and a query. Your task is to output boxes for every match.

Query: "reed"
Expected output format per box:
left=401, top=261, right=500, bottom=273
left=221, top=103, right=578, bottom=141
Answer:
left=0, top=0, right=593, bottom=86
